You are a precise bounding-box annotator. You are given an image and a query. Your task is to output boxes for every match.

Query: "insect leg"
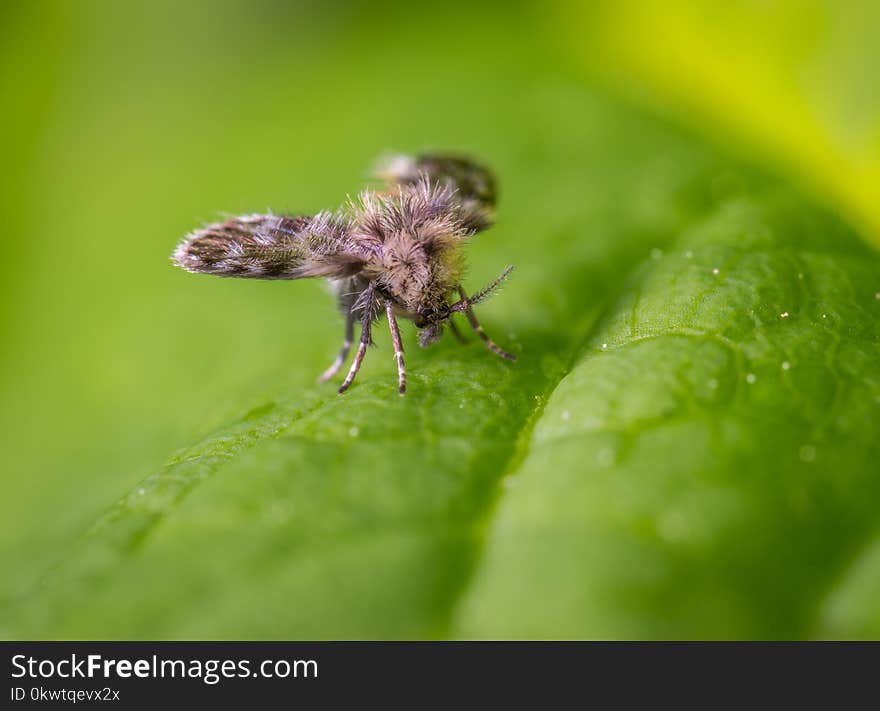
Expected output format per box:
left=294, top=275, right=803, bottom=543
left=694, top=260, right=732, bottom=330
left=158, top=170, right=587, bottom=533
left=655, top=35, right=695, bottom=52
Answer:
left=385, top=300, right=406, bottom=395
left=448, top=316, right=467, bottom=343
left=457, top=286, right=516, bottom=361
left=317, top=312, right=355, bottom=383
left=338, top=283, right=376, bottom=394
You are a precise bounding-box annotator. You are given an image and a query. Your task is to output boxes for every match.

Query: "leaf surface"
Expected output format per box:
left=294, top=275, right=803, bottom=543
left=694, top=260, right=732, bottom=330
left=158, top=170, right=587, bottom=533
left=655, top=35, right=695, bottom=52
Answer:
left=8, top=86, right=880, bottom=639
left=3, top=4, right=879, bottom=640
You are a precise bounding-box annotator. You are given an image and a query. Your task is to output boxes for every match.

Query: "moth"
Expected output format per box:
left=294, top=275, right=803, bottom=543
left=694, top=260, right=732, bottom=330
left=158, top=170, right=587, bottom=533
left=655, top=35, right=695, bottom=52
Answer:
left=172, top=154, right=515, bottom=395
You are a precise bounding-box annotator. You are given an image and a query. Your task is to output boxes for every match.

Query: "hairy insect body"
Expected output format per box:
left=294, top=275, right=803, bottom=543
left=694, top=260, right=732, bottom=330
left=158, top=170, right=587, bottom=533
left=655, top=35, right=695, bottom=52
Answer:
left=173, top=154, right=514, bottom=395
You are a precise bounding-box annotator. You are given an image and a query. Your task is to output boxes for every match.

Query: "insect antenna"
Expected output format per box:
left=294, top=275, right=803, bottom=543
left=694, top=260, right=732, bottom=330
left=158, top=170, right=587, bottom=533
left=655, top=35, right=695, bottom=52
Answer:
left=448, top=265, right=514, bottom=312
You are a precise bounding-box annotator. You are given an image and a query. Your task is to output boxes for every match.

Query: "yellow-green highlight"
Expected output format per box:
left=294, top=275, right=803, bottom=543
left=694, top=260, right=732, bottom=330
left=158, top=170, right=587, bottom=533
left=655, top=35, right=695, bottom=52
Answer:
left=561, top=0, right=880, bottom=244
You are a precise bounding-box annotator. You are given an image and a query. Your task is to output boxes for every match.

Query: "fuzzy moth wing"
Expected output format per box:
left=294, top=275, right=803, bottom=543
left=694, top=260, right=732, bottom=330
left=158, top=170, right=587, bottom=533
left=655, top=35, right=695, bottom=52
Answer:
left=172, top=212, right=364, bottom=279
left=377, top=153, right=497, bottom=233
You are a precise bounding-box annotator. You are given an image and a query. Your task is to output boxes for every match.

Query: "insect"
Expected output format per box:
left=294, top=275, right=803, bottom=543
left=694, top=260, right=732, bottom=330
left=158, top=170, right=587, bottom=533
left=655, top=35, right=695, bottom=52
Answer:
left=172, top=153, right=515, bottom=395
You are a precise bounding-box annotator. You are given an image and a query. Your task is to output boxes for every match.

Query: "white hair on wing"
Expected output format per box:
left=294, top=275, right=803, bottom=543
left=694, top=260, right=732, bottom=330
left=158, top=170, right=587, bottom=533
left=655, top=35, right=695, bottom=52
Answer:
left=226, top=241, right=246, bottom=257
left=304, top=210, right=351, bottom=254
left=375, top=153, right=418, bottom=182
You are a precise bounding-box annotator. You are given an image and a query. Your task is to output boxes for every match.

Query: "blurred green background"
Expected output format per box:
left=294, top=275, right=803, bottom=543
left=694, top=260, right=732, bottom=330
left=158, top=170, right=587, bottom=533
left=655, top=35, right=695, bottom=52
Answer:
left=1, top=0, right=879, bottom=639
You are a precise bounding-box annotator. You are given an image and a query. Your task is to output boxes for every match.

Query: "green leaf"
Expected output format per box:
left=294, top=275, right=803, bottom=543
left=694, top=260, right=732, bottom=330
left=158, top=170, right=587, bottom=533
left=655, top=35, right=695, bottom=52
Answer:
left=3, top=3, right=879, bottom=641
left=7, top=79, right=880, bottom=639
left=455, top=195, right=880, bottom=639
